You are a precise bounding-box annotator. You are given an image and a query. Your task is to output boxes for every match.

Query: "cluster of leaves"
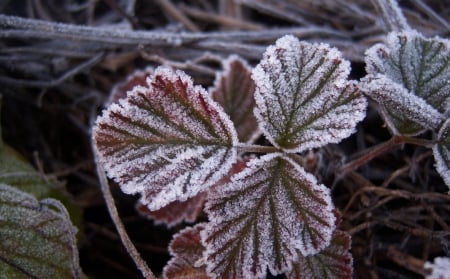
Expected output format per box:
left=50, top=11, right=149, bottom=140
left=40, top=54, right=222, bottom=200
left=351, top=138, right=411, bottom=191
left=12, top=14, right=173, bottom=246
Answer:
left=1, top=19, right=448, bottom=279
left=93, top=35, right=366, bottom=278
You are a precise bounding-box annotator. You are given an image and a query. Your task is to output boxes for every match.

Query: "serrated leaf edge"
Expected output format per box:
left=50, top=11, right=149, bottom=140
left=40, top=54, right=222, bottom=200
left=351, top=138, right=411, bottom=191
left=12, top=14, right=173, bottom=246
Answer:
left=361, top=74, right=445, bottom=135
left=201, top=153, right=336, bottom=279
left=433, top=118, right=450, bottom=189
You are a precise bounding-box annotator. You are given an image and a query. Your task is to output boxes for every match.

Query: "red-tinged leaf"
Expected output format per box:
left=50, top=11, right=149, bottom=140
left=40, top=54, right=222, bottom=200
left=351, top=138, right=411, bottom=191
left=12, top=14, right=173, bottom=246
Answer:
left=211, top=55, right=260, bottom=143
left=136, top=192, right=206, bottom=228
left=286, top=230, right=353, bottom=279
left=202, top=154, right=336, bottom=279
left=163, top=224, right=210, bottom=279
left=433, top=118, right=450, bottom=189
left=93, top=67, right=238, bottom=210
left=108, top=66, right=154, bottom=105
left=252, top=35, right=366, bottom=152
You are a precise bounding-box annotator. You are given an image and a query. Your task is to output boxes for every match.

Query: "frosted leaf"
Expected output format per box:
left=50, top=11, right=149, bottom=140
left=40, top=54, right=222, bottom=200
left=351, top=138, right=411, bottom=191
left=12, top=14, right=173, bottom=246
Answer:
left=0, top=183, right=80, bottom=278
left=287, top=230, right=353, bottom=279
left=364, top=30, right=450, bottom=135
left=93, top=67, right=238, bottom=210
left=210, top=55, right=260, bottom=143
left=108, top=66, right=154, bottom=105
left=202, top=154, right=336, bottom=279
left=433, top=118, right=450, bottom=189
left=252, top=35, right=366, bottom=152
left=361, top=74, right=445, bottom=135
left=136, top=192, right=206, bottom=228
left=163, top=224, right=210, bottom=279
left=424, top=257, right=450, bottom=279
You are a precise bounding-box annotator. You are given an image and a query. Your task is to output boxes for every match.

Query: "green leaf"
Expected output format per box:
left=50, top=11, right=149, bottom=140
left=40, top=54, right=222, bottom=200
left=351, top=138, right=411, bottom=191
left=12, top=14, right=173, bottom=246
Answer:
left=252, top=35, right=366, bottom=152
left=93, top=67, right=238, bottom=210
left=287, top=230, right=353, bottom=279
left=433, top=118, right=450, bottom=189
left=0, top=183, right=80, bottom=278
left=364, top=30, right=450, bottom=135
left=0, top=142, right=51, bottom=200
left=202, top=154, right=335, bottom=279
left=361, top=74, right=445, bottom=135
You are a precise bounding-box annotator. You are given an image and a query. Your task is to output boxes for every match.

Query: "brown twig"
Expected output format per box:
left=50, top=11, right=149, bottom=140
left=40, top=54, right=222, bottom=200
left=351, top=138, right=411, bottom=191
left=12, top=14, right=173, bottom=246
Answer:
left=93, top=146, right=156, bottom=279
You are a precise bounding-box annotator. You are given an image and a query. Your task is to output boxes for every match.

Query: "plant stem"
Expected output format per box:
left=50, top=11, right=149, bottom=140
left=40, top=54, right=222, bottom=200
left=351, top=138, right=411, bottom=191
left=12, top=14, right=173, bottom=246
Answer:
left=236, top=143, right=280, bottom=154
left=92, top=146, right=156, bottom=279
left=338, top=135, right=434, bottom=176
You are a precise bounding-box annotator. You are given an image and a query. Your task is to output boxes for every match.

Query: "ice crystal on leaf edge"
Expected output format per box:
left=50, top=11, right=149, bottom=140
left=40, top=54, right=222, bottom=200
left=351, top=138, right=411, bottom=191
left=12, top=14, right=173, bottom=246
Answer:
left=363, top=30, right=450, bottom=136
left=433, top=118, right=450, bottom=189
left=201, top=153, right=336, bottom=279
left=93, top=66, right=238, bottom=211
left=252, top=35, right=367, bottom=153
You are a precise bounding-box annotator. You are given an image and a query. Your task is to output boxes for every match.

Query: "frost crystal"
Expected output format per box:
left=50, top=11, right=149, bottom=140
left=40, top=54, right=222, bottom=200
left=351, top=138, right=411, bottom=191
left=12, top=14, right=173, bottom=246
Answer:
left=93, top=67, right=238, bottom=210
left=202, top=154, right=335, bottom=279
left=363, top=30, right=450, bottom=135
left=252, top=35, right=366, bottom=152
left=210, top=55, right=260, bottom=143
left=425, top=257, right=450, bottom=279
left=433, top=119, right=450, bottom=189
left=361, top=74, right=445, bottom=135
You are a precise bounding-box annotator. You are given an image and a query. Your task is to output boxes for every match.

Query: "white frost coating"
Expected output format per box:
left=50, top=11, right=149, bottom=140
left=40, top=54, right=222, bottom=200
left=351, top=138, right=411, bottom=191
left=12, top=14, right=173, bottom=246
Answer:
left=365, top=31, right=450, bottom=114
left=252, top=35, right=366, bottom=152
left=361, top=74, right=445, bottom=135
left=425, top=257, right=450, bottom=279
left=201, top=153, right=336, bottom=278
left=433, top=118, right=450, bottom=190
left=93, top=66, right=238, bottom=211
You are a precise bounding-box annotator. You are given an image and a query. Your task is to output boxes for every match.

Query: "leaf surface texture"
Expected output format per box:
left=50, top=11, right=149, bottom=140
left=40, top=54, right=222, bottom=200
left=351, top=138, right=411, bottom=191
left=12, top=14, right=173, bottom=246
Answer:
left=93, top=67, right=238, bottom=210
left=202, top=154, right=335, bottom=279
left=0, top=184, right=80, bottom=278
left=364, top=30, right=450, bottom=135
left=211, top=55, right=260, bottom=143
left=252, top=35, right=366, bottom=152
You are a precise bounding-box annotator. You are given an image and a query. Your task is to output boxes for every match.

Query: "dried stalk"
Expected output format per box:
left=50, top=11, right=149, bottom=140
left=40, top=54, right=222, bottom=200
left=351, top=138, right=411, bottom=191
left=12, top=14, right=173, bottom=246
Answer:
left=370, top=0, right=411, bottom=31
left=93, top=146, right=156, bottom=279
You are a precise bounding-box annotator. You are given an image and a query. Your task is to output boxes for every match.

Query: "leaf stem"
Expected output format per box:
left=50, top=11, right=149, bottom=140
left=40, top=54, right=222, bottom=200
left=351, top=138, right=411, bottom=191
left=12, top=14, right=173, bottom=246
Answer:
left=338, top=135, right=434, bottom=176
left=92, top=145, right=156, bottom=279
left=236, top=143, right=280, bottom=154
